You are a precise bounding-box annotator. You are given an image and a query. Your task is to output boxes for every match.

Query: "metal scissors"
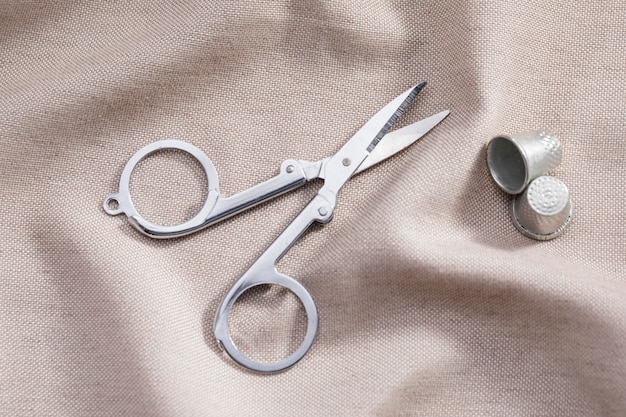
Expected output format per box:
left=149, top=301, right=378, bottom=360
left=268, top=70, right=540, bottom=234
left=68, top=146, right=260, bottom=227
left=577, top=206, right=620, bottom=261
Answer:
left=103, top=82, right=449, bottom=373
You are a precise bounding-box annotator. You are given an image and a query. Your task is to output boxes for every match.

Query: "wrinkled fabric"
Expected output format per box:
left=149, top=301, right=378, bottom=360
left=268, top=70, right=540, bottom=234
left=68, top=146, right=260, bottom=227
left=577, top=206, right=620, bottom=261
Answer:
left=1, top=1, right=625, bottom=416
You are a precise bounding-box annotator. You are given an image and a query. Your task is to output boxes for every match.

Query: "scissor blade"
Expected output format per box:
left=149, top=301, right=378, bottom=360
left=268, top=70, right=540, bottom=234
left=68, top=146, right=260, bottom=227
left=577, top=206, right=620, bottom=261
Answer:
left=319, top=84, right=427, bottom=187
left=355, top=110, right=450, bottom=174
left=366, top=82, right=427, bottom=152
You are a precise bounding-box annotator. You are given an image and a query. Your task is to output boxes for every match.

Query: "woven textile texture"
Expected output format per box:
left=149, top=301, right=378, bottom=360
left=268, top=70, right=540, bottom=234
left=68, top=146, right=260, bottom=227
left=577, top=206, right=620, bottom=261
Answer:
left=1, top=1, right=625, bottom=416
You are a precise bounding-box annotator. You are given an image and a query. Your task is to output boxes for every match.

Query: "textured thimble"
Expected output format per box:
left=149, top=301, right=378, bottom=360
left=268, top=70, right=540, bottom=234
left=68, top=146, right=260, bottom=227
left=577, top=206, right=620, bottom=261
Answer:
left=487, top=131, right=562, bottom=194
left=510, top=176, right=572, bottom=240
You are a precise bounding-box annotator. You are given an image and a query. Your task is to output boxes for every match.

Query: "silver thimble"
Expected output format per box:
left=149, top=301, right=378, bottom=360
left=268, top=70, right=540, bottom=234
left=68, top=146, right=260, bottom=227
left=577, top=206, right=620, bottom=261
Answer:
left=487, top=131, right=562, bottom=194
left=510, top=176, right=572, bottom=240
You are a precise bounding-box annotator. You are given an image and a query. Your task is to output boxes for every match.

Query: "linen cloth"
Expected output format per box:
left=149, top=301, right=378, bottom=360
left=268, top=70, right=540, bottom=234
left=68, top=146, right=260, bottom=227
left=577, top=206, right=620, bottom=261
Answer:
left=1, top=1, right=625, bottom=415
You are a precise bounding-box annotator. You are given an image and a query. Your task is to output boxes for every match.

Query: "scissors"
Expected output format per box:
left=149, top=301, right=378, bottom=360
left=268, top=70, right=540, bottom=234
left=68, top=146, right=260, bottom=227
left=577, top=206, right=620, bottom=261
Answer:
left=103, top=82, right=449, bottom=373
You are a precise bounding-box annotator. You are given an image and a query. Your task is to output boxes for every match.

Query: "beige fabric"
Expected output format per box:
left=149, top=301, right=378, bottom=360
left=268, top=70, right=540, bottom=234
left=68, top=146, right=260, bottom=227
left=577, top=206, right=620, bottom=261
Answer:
left=1, top=1, right=625, bottom=415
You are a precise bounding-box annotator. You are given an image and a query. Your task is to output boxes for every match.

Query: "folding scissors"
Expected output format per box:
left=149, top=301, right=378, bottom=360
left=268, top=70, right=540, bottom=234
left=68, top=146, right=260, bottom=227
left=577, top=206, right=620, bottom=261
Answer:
left=103, top=82, right=449, bottom=373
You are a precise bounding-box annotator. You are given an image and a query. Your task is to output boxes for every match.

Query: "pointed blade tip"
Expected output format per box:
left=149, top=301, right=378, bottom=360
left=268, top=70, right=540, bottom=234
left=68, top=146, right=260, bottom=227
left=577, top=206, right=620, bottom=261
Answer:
left=430, top=109, right=451, bottom=125
left=411, top=82, right=427, bottom=98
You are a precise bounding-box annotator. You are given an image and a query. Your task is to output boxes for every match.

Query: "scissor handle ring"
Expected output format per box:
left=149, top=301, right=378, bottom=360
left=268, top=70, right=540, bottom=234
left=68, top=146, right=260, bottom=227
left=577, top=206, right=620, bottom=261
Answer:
left=214, top=269, right=318, bottom=373
left=103, top=139, right=220, bottom=235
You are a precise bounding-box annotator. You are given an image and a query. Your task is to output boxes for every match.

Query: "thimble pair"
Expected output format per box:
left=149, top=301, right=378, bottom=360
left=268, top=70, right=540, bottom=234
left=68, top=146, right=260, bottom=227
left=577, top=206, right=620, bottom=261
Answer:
left=487, top=131, right=572, bottom=240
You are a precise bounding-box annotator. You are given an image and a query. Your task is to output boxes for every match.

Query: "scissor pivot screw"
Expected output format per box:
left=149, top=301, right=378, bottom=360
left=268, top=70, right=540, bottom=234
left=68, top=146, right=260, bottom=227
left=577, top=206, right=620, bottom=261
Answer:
left=318, top=206, right=329, bottom=216
left=342, top=158, right=351, bottom=166
left=286, top=165, right=295, bottom=173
